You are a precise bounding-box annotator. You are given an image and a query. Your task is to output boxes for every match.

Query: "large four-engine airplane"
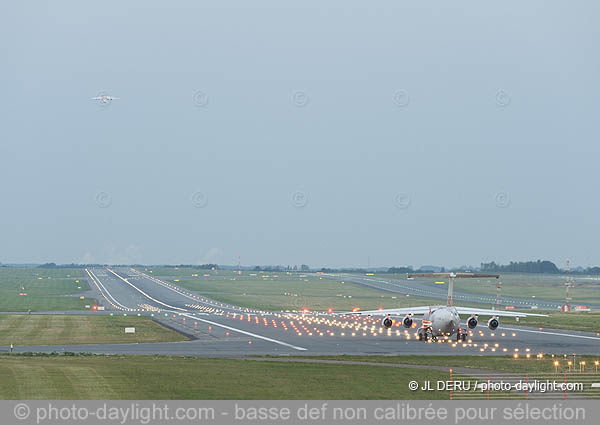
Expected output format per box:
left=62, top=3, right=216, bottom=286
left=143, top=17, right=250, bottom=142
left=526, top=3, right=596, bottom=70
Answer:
left=91, top=94, right=119, bottom=104
left=347, top=272, right=548, bottom=341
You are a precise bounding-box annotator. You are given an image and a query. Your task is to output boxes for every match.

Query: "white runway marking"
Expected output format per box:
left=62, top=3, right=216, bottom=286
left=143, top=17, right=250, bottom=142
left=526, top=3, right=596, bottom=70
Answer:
left=131, top=268, right=242, bottom=312
left=131, top=269, right=212, bottom=304
left=86, top=268, right=131, bottom=310
left=106, top=268, right=307, bottom=351
left=106, top=268, right=187, bottom=312
left=181, top=313, right=307, bottom=351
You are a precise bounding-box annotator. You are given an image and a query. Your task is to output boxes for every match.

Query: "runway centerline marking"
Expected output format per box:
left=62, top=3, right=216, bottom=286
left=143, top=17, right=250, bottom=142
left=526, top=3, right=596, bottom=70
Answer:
left=181, top=313, right=307, bottom=351
left=106, top=268, right=307, bottom=351
left=131, top=268, right=227, bottom=309
left=86, top=268, right=130, bottom=311
left=106, top=268, right=187, bottom=312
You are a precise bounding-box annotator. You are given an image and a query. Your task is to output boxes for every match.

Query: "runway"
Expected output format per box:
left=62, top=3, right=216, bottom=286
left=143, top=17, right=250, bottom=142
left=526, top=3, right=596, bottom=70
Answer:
left=322, top=273, right=588, bottom=310
left=4, top=267, right=600, bottom=357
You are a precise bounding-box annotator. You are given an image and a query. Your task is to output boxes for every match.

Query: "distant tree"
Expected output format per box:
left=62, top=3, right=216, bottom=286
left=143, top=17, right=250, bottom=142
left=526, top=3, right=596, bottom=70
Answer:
left=481, top=260, right=560, bottom=274
left=340, top=268, right=366, bottom=273
left=193, top=264, right=218, bottom=270
left=300, top=264, right=310, bottom=271
left=386, top=266, right=414, bottom=274
left=585, top=267, right=600, bottom=275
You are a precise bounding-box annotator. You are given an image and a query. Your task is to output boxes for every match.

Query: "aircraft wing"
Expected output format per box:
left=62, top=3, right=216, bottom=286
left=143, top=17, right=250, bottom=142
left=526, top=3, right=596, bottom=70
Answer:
left=90, top=96, right=118, bottom=100
left=407, top=273, right=500, bottom=279
left=342, top=306, right=435, bottom=317
left=453, top=307, right=548, bottom=318
left=342, top=306, right=548, bottom=318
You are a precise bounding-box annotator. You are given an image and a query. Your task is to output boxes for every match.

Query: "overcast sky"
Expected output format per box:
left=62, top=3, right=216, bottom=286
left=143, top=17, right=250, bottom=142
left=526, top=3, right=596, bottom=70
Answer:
left=1, top=1, right=599, bottom=268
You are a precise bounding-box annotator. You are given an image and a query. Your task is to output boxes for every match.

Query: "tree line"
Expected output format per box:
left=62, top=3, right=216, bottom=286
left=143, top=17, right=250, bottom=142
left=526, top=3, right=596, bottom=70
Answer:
left=481, top=260, right=600, bottom=275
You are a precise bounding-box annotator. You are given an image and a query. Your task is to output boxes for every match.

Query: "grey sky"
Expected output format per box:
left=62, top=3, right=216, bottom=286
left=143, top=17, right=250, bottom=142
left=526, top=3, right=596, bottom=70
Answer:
left=1, top=1, right=599, bottom=268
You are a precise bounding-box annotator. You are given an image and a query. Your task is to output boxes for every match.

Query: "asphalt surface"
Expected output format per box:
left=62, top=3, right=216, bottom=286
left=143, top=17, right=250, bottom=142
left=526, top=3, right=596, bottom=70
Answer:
left=323, top=273, right=589, bottom=310
left=3, top=267, right=600, bottom=356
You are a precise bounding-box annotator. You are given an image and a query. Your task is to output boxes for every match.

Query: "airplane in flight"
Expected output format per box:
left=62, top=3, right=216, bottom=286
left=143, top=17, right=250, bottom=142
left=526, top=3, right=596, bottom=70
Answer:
left=91, top=94, right=119, bottom=105
left=347, top=272, right=548, bottom=341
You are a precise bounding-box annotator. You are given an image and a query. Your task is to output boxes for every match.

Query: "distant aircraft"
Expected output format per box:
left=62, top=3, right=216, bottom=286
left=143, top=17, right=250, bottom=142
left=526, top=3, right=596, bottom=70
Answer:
left=91, top=94, right=119, bottom=105
left=347, top=272, right=548, bottom=341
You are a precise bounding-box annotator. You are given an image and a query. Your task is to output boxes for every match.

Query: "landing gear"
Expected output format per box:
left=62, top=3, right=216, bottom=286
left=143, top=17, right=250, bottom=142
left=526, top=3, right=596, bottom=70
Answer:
left=417, top=327, right=433, bottom=341
left=456, top=328, right=467, bottom=342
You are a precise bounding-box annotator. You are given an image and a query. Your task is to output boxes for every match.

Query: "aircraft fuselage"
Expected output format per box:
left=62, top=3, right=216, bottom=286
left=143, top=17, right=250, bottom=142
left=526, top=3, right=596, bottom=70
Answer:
left=422, top=306, right=461, bottom=337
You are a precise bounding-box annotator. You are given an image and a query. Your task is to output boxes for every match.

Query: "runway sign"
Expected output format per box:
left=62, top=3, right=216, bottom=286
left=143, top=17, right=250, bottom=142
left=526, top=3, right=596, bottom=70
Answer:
left=125, top=327, right=136, bottom=334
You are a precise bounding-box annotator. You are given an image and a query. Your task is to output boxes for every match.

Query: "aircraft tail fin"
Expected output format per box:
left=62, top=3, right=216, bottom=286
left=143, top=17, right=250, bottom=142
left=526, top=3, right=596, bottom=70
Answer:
left=406, top=273, right=500, bottom=307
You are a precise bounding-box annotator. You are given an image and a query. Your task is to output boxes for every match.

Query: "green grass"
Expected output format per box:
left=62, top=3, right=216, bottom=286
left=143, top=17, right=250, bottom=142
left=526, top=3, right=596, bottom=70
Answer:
left=383, top=272, right=600, bottom=305
left=278, top=355, right=600, bottom=375
left=148, top=269, right=600, bottom=332
left=0, top=268, right=95, bottom=311
left=155, top=270, right=440, bottom=312
left=0, top=355, right=451, bottom=399
left=459, top=274, right=600, bottom=305
left=0, top=315, right=187, bottom=346
left=513, top=312, right=600, bottom=334
left=135, top=266, right=216, bottom=277
left=9, top=268, right=85, bottom=279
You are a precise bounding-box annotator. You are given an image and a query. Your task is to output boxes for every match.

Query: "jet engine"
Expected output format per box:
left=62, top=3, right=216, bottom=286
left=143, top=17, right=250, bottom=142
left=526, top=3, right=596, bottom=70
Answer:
left=402, top=315, right=413, bottom=328
left=467, top=315, right=478, bottom=329
left=488, top=317, right=499, bottom=330
left=382, top=316, right=393, bottom=329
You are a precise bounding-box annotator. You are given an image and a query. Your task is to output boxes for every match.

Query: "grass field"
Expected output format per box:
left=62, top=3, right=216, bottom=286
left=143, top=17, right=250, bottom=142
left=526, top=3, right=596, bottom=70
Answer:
left=144, top=268, right=600, bottom=332
left=459, top=274, right=600, bottom=305
left=135, top=266, right=217, bottom=277
left=0, top=315, right=187, bottom=346
left=383, top=272, right=600, bottom=305
left=0, top=354, right=450, bottom=399
left=0, top=268, right=96, bottom=311
left=152, top=269, right=440, bottom=312
left=513, top=312, right=600, bottom=334
left=279, top=354, right=600, bottom=375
